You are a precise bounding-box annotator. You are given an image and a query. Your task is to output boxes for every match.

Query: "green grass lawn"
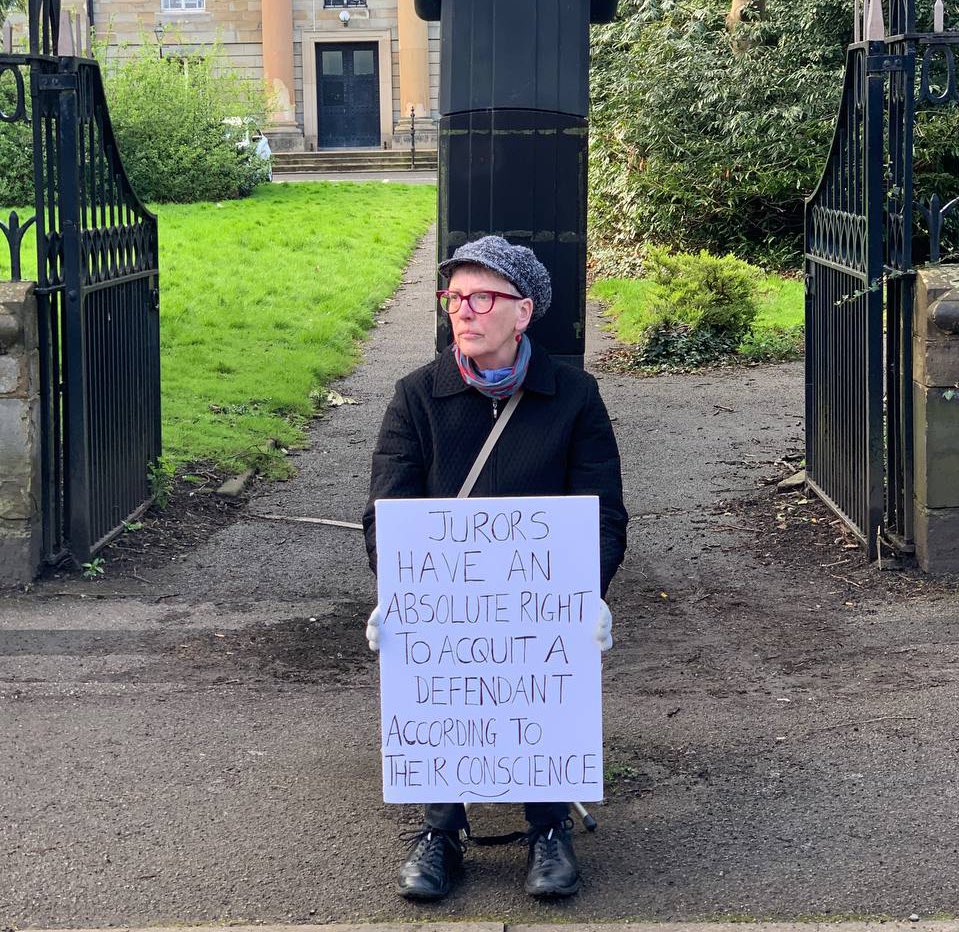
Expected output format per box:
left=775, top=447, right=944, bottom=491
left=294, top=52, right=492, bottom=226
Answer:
left=2, top=182, right=436, bottom=475
left=590, top=272, right=805, bottom=361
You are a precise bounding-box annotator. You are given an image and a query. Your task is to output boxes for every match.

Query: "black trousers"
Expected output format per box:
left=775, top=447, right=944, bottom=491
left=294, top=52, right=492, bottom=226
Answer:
left=425, top=801, right=570, bottom=832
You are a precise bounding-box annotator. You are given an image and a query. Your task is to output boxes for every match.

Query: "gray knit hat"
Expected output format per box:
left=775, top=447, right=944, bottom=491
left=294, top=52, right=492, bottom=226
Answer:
left=438, top=235, right=552, bottom=320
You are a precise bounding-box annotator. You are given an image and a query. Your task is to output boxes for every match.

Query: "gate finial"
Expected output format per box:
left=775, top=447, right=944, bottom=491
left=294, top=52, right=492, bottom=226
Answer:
left=865, top=0, right=886, bottom=39
left=934, top=0, right=945, bottom=31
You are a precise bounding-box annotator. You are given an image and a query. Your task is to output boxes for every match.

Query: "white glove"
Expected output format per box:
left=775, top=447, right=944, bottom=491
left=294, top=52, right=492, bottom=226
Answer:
left=366, top=605, right=382, bottom=652
left=594, top=599, right=613, bottom=652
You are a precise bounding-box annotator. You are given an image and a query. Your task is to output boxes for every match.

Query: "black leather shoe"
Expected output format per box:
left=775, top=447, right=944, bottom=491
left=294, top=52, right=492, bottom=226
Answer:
left=397, top=828, right=464, bottom=901
left=524, top=821, right=581, bottom=897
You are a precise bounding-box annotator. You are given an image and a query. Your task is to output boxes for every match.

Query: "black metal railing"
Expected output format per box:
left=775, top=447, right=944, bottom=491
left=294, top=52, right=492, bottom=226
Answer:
left=1, top=0, right=161, bottom=565
left=806, top=0, right=959, bottom=558
left=806, top=45, right=885, bottom=559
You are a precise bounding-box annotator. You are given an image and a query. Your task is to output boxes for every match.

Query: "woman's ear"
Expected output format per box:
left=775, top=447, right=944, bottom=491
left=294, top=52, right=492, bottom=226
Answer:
left=517, top=298, right=534, bottom=330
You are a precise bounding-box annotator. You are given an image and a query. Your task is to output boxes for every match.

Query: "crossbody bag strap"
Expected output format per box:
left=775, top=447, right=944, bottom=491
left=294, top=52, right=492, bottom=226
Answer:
left=457, top=389, right=525, bottom=499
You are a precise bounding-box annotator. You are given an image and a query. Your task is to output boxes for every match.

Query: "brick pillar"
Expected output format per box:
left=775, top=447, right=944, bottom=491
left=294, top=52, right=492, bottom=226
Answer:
left=913, top=266, right=959, bottom=573
left=262, top=0, right=303, bottom=151
left=0, top=281, right=42, bottom=587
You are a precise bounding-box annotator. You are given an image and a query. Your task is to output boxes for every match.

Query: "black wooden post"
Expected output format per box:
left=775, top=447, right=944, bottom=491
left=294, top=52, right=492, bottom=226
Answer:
left=416, top=0, right=617, bottom=367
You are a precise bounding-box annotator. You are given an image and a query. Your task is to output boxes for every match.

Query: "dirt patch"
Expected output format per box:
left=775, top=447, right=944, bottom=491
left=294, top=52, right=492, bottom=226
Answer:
left=720, top=452, right=959, bottom=609
left=38, top=465, right=251, bottom=584
left=164, top=611, right=373, bottom=686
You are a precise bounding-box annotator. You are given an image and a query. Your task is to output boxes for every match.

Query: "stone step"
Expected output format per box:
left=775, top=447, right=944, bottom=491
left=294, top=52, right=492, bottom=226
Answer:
left=275, top=158, right=438, bottom=167
left=274, top=150, right=438, bottom=171
left=275, top=163, right=438, bottom=174
left=273, top=163, right=439, bottom=172
left=275, top=155, right=435, bottom=163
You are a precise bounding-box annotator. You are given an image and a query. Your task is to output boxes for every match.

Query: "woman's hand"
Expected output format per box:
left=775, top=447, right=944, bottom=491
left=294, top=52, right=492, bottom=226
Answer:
left=594, top=599, right=613, bottom=652
left=366, top=605, right=382, bottom=652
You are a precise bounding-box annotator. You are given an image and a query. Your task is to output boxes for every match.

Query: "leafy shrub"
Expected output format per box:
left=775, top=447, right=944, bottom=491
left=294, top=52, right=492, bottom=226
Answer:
left=629, top=247, right=762, bottom=367
left=588, top=0, right=853, bottom=273
left=588, top=0, right=955, bottom=273
left=101, top=45, right=270, bottom=203
left=644, top=247, right=760, bottom=335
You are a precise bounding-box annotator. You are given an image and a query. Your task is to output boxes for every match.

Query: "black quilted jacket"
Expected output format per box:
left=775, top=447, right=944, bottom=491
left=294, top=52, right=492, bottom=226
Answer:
left=363, top=340, right=628, bottom=596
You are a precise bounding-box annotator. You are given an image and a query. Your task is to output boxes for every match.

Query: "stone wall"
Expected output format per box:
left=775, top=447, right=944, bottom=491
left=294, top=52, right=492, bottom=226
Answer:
left=0, top=282, right=41, bottom=588
left=913, top=266, right=959, bottom=573
left=91, top=0, right=264, bottom=78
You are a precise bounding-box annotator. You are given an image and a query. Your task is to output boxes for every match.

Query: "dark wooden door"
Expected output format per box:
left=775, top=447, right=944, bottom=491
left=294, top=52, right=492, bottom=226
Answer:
left=316, top=43, right=380, bottom=148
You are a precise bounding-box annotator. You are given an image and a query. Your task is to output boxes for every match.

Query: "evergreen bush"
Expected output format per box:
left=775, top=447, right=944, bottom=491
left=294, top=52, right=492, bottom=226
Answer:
left=630, top=247, right=762, bottom=367
left=588, top=0, right=852, bottom=273
left=102, top=46, right=270, bottom=203
left=588, top=0, right=957, bottom=272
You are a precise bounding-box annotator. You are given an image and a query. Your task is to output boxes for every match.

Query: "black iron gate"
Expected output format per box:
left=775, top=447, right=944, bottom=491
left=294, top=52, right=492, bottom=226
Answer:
left=805, top=0, right=958, bottom=559
left=1, top=0, right=160, bottom=566
left=806, top=43, right=886, bottom=559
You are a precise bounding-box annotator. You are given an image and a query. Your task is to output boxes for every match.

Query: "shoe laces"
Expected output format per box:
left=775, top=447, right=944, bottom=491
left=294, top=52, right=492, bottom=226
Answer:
left=400, top=827, right=464, bottom=868
left=526, top=818, right=573, bottom=865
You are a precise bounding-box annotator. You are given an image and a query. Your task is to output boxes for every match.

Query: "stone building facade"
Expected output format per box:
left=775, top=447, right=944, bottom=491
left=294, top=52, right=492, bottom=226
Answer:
left=89, top=0, right=440, bottom=150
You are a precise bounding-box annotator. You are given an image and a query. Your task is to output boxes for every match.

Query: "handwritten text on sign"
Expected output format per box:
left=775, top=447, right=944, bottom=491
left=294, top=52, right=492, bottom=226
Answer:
left=375, top=496, right=603, bottom=803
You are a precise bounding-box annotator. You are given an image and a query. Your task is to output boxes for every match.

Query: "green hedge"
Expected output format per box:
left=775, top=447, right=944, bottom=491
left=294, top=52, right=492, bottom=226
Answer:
left=588, top=0, right=852, bottom=273
left=587, top=0, right=959, bottom=272
left=102, top=47, right=270, bottom=203
left=627, top=247, right=762, bottom=367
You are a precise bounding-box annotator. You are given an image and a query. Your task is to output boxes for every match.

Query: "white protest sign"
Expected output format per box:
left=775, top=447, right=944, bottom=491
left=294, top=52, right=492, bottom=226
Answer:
left=374, top=495, right=603, bottom=804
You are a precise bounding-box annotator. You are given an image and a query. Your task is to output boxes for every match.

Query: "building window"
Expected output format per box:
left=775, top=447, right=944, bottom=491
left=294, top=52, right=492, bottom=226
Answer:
left=353, top=49, right=374, bottom=75
left=321, top=50, right=343, bottom=75
left=323, top=0, right=367, bottom=7
left=161, top=0, right=205, bottom=11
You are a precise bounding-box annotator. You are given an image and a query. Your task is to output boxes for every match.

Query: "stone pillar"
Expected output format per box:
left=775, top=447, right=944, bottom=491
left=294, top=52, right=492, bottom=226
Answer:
left=0, top=281, right=42, bottom=587
left=913, top=266, right=959, bottom=573
left=396, top=0, right=435, bottom=147
left=261, top=0, right=303, bottom=151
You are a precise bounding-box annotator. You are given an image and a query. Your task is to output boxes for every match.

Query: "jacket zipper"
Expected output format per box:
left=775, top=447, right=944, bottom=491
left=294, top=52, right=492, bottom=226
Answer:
left=492, top=398, right=499, bottom=421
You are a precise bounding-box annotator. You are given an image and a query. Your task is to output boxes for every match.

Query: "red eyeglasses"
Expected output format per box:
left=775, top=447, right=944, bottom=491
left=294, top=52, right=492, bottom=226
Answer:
left=436, top=289, right=523, bottom=315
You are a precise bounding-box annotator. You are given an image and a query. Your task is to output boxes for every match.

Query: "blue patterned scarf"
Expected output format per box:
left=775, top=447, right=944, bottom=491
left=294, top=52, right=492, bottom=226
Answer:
left=454, top=334, right=531, bottom=400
